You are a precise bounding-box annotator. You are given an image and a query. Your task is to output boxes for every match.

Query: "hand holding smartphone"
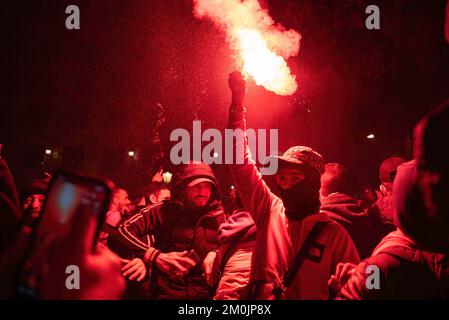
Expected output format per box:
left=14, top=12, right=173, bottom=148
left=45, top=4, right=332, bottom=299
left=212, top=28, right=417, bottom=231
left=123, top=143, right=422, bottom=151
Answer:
left=15, top=170, right=125, bottom=299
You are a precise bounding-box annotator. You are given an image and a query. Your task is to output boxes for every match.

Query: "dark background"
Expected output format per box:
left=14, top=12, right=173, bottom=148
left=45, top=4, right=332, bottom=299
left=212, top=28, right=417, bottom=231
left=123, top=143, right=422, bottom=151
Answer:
left=1, top=0, right=448, bottom=198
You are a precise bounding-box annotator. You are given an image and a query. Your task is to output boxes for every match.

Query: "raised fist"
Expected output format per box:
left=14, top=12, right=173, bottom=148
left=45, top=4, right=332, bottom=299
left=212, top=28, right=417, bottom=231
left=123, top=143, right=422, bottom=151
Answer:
left=228, top=71, right=247, bottom=106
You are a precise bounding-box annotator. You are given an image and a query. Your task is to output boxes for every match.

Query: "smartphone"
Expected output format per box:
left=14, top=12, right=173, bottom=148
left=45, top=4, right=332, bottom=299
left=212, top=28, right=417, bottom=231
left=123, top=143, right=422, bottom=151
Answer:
left=16, top=170, right=114, bottom=299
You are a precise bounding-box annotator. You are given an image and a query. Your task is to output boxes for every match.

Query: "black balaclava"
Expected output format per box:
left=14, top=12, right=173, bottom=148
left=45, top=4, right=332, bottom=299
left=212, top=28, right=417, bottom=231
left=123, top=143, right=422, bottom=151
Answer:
left=278, top=165, right=321, bottom=221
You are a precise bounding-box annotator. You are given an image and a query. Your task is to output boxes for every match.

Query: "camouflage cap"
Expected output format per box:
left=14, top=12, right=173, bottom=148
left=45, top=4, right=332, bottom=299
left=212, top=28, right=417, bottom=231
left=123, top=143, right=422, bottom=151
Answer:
left=275, top=146, right=325, bottom=175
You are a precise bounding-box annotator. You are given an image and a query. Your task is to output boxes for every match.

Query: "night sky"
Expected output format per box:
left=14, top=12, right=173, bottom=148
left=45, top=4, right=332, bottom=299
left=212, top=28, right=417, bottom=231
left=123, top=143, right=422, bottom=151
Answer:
left=1, top=0, right=448, bottom=197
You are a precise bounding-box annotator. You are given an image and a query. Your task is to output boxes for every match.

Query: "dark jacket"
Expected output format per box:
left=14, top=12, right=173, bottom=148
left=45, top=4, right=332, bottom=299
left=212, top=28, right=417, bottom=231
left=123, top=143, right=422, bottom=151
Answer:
left=321, top=193, right=388, bottom=259
left=338, top=160, right=449, bottom=299
left=116, top=200, right=225, bottom=299
left=115, top=163, right=225, bottom=299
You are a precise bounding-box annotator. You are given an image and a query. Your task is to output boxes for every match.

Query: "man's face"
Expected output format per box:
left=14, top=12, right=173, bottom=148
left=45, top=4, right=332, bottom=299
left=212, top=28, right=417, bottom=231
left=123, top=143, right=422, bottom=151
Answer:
left=114, top=190, right=131, bottom=214
left=22, top=194, right=45, bottom=220
left=320, top=171, right=332, bottom=188
left=185, top=182, right=212, bottom=208
left=320, top=170, right=333, bottom=197
left=276, top=167, right=306, bottom=190
left=154, top=188, right=171, bottom=203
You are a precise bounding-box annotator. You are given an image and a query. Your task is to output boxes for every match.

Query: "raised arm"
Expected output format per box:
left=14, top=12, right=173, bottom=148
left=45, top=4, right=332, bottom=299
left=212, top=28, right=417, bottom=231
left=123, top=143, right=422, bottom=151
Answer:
left=0, top=146, right=22, bottom=250
left=226, top=72, right=281, bottom=227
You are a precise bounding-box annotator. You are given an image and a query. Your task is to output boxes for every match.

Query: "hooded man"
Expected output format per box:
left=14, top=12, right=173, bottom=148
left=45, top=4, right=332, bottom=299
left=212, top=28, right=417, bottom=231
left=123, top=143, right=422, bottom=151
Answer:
left=212, top=204, right=257, bottom=300
left=227, top=71, right=359, bottom=299
left=320, top=163, right=385, bottom=259
left=115, top=162, right=225, bottom=299
left=20, top=178, right=48, bottom=228
left=335, top=99, right=449, bottom=299
left=368, top=156, right=406, bottom=228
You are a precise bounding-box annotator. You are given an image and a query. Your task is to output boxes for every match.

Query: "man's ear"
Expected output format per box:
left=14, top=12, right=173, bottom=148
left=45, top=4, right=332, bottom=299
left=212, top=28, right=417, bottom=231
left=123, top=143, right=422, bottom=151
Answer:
left=112, top=195, right=119, bottom=205
left=149, top=194, right=157, bottom=204
left=319, top=189, right=326, bottom=200
left=379, top=184, right=388, bottom=196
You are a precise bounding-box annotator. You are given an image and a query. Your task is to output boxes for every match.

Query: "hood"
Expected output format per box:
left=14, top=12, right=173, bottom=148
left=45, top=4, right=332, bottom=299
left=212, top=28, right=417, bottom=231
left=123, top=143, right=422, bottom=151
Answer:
left=320, top=193, right=366, bottom=226
left=372, top=229, right=417, bottom=256
left=393, top=160, right=448, bottom=252
left=171, top=162, right=220, bottom=202
left=218, top=210, right=256, bottom=244
left=20, top=178, right=49, bottom=202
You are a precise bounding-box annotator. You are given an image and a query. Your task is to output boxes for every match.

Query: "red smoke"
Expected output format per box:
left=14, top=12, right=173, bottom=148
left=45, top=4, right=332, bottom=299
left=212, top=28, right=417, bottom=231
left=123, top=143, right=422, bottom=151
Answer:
left=193, top=0, right=301, bottom=96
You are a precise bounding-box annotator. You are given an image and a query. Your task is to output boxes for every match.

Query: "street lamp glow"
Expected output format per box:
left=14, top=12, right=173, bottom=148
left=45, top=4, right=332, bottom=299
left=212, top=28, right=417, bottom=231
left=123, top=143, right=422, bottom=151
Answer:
left=367, top=134, right=375, bottom=139
left=45, top=149, right=52, bottom=155
left=128, top=150, right=135, bottom=157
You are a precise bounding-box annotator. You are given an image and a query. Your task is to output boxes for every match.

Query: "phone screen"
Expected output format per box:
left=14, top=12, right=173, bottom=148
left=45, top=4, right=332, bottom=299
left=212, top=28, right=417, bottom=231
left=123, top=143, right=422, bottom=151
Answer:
left=16, top=172, right=111, bottom=298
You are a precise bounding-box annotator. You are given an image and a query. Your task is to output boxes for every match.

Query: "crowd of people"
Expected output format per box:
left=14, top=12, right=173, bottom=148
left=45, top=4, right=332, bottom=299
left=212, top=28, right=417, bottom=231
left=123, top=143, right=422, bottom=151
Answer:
left=1, top=69, right=448, bottom=300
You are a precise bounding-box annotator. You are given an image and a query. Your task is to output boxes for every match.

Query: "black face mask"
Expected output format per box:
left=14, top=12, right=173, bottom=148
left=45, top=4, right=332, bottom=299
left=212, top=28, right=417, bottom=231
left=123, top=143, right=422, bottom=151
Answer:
left=278, top=171, right=321, bottom=221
